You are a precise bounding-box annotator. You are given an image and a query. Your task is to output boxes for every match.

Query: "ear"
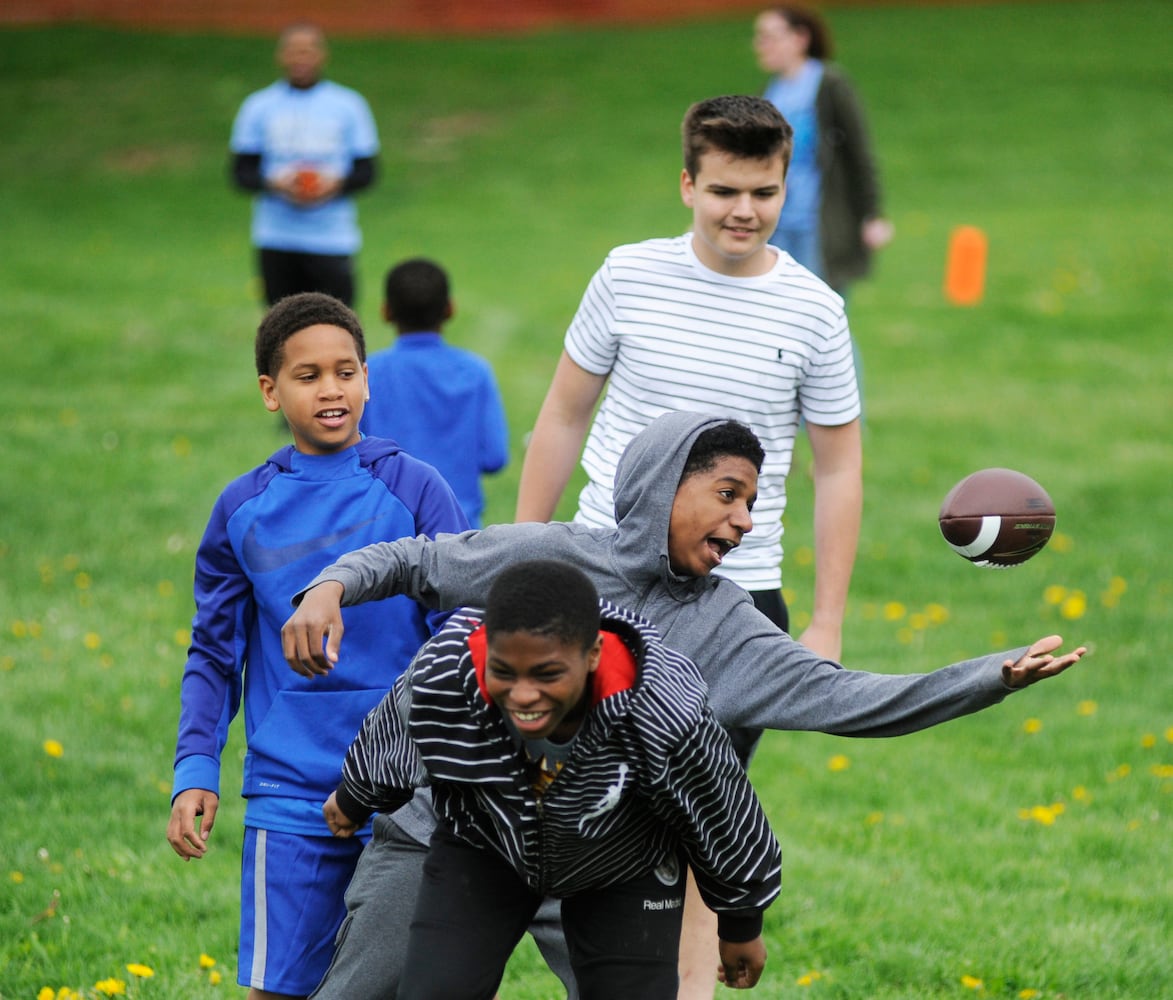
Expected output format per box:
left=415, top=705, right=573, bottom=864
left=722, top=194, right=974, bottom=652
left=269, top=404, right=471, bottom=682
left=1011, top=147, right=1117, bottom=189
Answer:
left=586, top=633, right=603, bottom=674
left=679, top=167, right=695, bottom=209
left=258, top=374, right=281, bottom=413
left=443, top=300, right=455, bottom=322
left=362, top=361, right=370, bottom=401
left=381, top=302, right=392, bottom=323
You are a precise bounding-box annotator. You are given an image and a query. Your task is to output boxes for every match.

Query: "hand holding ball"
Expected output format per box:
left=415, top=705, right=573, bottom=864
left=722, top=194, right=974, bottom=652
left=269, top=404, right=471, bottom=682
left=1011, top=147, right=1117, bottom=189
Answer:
left=939, top=468, right=1055, bottom=567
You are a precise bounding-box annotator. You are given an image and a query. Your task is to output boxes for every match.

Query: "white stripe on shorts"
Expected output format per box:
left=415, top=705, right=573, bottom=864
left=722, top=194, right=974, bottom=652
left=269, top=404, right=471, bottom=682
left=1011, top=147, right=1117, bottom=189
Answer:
left=251, top=828, right=268, bottom=986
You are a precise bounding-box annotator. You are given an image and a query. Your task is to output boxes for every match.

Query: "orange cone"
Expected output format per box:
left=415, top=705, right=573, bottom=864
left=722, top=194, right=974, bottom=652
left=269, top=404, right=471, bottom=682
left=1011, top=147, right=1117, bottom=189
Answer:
left=944, top=225, right=988, bottom=306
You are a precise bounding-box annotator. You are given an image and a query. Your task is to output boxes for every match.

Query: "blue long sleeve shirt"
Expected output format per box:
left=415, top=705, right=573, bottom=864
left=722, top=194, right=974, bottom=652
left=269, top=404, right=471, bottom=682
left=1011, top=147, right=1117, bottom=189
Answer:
left=172, top=437, right=468, bottom=835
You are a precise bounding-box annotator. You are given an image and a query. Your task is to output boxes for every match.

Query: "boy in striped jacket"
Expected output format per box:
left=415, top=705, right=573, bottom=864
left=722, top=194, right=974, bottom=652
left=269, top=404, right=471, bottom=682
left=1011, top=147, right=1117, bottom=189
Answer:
left=322, top=559, right=781, bottom=998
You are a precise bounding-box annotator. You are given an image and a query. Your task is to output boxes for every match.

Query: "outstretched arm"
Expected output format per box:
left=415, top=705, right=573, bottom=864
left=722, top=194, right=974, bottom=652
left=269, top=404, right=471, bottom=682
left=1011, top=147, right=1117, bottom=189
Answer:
left=514, top=351, right=606, bottom=522
left=282, top=580, right=346, bottom=676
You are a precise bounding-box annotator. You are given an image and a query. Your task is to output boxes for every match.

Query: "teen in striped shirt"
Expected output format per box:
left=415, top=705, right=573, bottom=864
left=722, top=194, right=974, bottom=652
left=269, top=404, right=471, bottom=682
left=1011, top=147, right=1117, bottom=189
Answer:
left=323, top=560, right=781, bottom=998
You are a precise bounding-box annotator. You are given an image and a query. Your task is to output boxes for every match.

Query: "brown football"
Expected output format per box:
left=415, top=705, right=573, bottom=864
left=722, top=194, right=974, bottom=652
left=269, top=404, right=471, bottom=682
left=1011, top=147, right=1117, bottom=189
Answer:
left=938, top=468, right=1056, bottom=567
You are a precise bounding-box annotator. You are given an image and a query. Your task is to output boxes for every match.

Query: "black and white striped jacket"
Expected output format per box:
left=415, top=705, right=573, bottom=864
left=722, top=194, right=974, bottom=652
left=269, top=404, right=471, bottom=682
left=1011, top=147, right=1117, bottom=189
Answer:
left=335, top=600, right=781, bottom=941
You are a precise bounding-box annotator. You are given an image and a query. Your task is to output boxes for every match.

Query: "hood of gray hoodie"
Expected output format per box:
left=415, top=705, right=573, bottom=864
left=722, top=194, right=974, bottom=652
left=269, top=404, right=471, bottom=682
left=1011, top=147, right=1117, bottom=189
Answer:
left=612, top=410, right=731, bottom=606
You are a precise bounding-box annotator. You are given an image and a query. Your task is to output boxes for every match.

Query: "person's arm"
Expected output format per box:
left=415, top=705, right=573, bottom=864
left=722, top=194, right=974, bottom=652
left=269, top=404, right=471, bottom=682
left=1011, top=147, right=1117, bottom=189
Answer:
left=167, top=493, right=251, bottom=860
left=514, top=351, right=606, bottom=522
left=340, top=155, right=376, bottom=195
left=230, top=151, right=264, bottom=192
left=800, top=418, right=862, bottom=661
left=478, top=369, right=511, bottom=476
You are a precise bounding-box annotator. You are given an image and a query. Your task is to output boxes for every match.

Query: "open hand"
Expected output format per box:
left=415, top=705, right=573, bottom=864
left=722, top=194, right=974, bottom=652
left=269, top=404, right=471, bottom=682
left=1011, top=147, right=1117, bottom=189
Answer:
left=1002, top=634, right=1087, bottom=689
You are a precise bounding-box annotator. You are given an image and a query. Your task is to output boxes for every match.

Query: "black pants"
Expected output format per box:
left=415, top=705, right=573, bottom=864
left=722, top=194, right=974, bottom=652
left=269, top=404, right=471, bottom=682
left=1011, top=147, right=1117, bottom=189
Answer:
left=259, top=248, right=355, bottom=306
left=750, top=588, right=790, bottom=632
left=399, top=825, right=685, bottom=1000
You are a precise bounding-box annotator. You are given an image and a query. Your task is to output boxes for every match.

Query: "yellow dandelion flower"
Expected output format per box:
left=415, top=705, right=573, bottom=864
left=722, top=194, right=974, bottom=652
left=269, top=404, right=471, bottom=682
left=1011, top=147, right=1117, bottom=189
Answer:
left=883, top=601, right=906, bottom=622
left=11, top=870, right=24, bottom=883
left=1109, top=764, right=1131, bottom=781
left=1042, top=584, right=1067, bottom=605
left=794, top=546, right=814, bottom=567
left=172, top=435, right=192, bottom=457
left=83, top=632, right=101, bottom=651
left=1150, top=764, right=1173, bottom=779
left=1073, top=785, right=1090, bottom=802
left=1023, top=718, right=1043, bottom=735
left=1030, top=805, right=1057, bottom=825
left=174, top=628, right=191, bottom=647
left=1, top=654, right=14, bottom=671
left=157, top=580, right=175, bottom=598
left=209, top=970, right=222, bottom=985
left=866, top=811, right=884, bottom=826
left=12, top=620, right=29, bottom=638
left=43, top=739, right=64, bottom=758
left=925, top=602, right=950, bottom=625
left=1106, top=576, right=1127, bottom=596
left=908, top=612, right=929, bottom=631
left=1164, top=726, right=1173, bottom=744
left=1076, top=700, right=1097, bottom=717
left=199, top=954, right=217, bottom=969
left=1060, top=591, right=1087, bottom=619
left=796, top=970, right=823, bottom=986
left=38, top=987, right=54, bottom=1000
left=1049, top=530, right=1073, bottom=553
left=126, top=964, right=154, bottom=979
left=74, top=572, right=92, bottom=591
left=960, top=974, right=984, bottom=989
left=828, top=754, right=850, bottom=772
left=94, top=979, right=126, bottom=997
left=1141, top=733, right=1156, bottom=748
left=1019, top=990, right=1041, bottom=999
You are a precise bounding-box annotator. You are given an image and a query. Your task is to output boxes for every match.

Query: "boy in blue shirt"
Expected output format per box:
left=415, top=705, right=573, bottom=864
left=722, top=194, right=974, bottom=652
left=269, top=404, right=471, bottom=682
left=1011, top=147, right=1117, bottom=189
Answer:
left=166, top=292, right=468, bottom=1000
left=361, top=257, right=509, bottom=527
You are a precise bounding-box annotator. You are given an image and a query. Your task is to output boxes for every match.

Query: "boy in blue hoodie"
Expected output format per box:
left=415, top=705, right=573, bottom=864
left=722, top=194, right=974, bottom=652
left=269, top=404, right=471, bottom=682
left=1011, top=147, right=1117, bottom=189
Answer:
left=166, top=292, right=467, bottom=1000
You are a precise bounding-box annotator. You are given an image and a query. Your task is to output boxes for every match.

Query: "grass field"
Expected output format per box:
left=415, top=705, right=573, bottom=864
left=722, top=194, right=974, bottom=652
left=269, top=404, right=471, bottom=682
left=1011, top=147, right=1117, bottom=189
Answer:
left=1, top=2, right=1171, bottom=997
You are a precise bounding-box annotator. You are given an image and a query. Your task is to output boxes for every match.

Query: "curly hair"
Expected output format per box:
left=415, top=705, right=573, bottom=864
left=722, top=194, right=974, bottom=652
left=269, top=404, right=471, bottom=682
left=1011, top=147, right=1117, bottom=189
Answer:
left=681, top=420, right=765, bottom=480
left=255, top=292, right=366, bottom=377
left=484, top=560, right=600, bottom=652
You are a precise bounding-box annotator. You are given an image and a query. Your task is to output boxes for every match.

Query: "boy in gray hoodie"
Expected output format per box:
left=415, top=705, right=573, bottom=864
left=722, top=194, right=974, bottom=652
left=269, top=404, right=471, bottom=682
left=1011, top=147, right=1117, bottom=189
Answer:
left=286, top=411, right=1085, bottom=999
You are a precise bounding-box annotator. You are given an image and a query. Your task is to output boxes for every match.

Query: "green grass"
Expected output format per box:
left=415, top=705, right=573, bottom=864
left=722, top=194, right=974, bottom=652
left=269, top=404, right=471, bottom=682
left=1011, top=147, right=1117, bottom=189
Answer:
left=2, top=2, right=1171, bottom=997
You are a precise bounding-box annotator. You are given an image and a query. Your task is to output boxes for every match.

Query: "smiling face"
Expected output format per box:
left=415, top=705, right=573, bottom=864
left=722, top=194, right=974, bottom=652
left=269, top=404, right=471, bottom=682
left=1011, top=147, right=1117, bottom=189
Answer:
left=258, top=323, right=368, bottom=455
left=667, top=455, right=758, bottom=577
left=484, top=629, right=602, bottom=743
left=681, top=149, right=786, bottom=277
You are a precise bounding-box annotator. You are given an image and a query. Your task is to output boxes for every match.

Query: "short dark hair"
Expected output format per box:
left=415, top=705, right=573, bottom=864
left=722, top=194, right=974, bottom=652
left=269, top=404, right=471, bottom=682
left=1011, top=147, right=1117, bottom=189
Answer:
left=484, top=560, right=600, bottom=652
left=384, top=258, right=450, bottom=333
left=770, top=4, right=833, bottom=61
left=255, top=292, right=366, bottom=377
left=681, top=420, right=765, bottom=480
left=681, top=95, right=794, bottom=179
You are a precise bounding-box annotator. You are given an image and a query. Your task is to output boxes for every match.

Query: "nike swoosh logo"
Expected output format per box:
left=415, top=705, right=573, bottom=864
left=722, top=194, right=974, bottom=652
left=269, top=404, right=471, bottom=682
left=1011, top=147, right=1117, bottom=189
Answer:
left=240, top=514, right=391, bottom=573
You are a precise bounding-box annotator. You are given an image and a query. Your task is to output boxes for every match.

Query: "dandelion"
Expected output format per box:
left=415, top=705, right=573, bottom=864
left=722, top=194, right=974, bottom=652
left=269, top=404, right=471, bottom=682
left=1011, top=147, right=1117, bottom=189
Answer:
left=1076, top=700, right=1097, bottom=717
left=1049, top=531, right=1074, bottom=553
left=126, top=964, right=154, bottom=979
left=1109, top=763, right=1131, bottom=781
left=44, top=739, right=64, bottom=758
left=796, top=970, right=824, bottom=986
left=10, top=870, right=24, bottom=883
left=1072, top=785, right=1091, bottom=803
left=12, top=619, right=29, bottom=638
left=865, top=811, right=884, bottom=826
left=94, top=979, right=126, bottom=997
left=38, top=988, right=54, bottom=1000
left=1060, top=590, right=1087, bottom=620
left=1023, top=718, right=1043, bottom=735
left=794, top=546, right=814, bottom=567
left=209, top=971, right=222, bottom=985
left=1019, top=990, right=1041, bottom=999
left=74, top=572, right=92, bottom=590
left=925, top=602, right=950, bottom=625
left=174, top=628, right=191, bottom=647
left=199, top=953, right=217, bottom=969
left=172, top=435, right=192, bottom=457
left=157, top=580, right=175, bottom=598
left=1042, top=584, right=1067, bottom=605
left=84, top=632, right=102, bottom=651
left=883, top=601, right=906, bottom=622
left=1150, top=764, right=1173, bottom=779
left=961, top=974, right=984, bottom=989
left=828, top=754, right=850, bottom=772
left=1165, top=726, right=1173, bottom=744
left=1141, top=733, right=1156, bottom=748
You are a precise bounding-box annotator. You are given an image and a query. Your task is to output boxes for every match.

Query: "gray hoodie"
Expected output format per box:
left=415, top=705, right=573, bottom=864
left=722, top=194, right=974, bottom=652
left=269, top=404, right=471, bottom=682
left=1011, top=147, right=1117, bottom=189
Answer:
left=299, top=410, right=1019, bottom=764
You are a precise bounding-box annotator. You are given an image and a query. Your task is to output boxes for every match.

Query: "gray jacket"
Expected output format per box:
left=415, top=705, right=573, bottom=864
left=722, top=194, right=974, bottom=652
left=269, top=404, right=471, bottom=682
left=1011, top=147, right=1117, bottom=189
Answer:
left=300, top=410, right=1017, bottom=759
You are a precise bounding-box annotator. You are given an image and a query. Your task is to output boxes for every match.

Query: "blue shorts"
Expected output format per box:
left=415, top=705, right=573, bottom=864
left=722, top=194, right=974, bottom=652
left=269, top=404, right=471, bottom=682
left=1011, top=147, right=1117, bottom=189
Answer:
left=239, top=827, right=366, bottom=994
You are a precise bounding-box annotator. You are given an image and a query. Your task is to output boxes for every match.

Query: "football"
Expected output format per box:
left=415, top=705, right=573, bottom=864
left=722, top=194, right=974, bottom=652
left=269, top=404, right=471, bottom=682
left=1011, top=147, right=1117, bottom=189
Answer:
left=938, top=468, right=1056, bottom=567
